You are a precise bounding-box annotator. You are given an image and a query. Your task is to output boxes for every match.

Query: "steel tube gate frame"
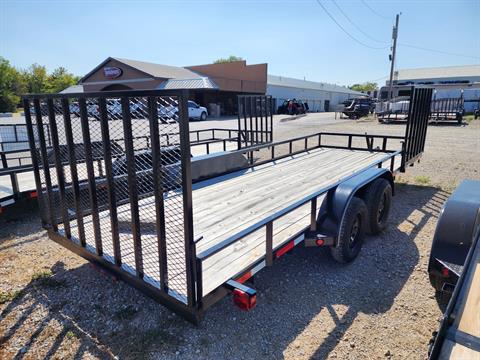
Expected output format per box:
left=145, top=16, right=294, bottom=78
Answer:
left=23, top=89, right=200, bottom=321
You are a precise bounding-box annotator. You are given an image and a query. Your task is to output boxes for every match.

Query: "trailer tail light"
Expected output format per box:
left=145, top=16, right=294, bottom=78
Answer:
left=29, top=191, right=38, bottom=198
left=441, top=267, right=449, bottom=277
left=233, top=289, right=256, bottom=311
left=315, top=238, right=325, bottom=246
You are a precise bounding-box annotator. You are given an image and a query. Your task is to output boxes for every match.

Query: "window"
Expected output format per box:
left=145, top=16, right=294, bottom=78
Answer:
left=398, top=90, right=412, bottom=97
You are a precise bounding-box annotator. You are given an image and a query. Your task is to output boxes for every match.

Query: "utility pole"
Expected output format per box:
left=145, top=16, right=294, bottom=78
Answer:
left=388, top=13, right=400, bottom=101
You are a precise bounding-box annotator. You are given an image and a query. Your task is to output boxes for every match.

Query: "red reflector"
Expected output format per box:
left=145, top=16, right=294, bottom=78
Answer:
left=0, top=207, right=3, bottom=214
left=236, top=271, right=252, bottom=284
left=233, top=289, right=256, bottom=311
left=441, top=267, right=449, bottom=277
left=29, top=191, right=38, bottom=198
left=316, top=239, right=325, bottom=246
left=276, top=241, right=294, bottom=258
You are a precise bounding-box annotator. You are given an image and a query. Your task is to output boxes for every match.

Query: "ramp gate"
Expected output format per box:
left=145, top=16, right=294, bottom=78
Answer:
left=24, top=89, right=199, bottom=321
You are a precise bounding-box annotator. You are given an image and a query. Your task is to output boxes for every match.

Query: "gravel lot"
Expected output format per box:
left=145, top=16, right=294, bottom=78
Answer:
left=1, top=115, right=479, bottom=359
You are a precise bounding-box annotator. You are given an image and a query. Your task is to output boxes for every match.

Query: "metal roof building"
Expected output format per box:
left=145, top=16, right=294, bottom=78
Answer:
left=267, top=74, right=362, bottom=112
left=392, top=65, right=480, bottom=85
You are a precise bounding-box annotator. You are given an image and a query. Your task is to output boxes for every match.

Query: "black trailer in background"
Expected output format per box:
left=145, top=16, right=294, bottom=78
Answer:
left=23, top=87, right=432, bottom=323
left=377, top=86, right=464, bottom=124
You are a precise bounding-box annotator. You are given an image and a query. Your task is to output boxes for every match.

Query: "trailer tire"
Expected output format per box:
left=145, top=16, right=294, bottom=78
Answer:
left=364, top=178, right=392, bottom=235
left=331, top=197, right=367, bottom=263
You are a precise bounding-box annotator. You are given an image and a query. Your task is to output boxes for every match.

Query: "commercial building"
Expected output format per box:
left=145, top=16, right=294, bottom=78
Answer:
left=62, top=57, right=362, bottom=114
left=68, top=57, right=267, bottom=115
left=380, top=65, right=480, bottom=112
left=267, top=75, right=362, bottom=112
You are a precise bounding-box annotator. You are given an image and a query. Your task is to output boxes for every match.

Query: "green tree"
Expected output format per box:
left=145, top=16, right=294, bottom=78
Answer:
left=349, top=82, right=378, bottom=92
left=26, top=64, right=48, bottom=93
left=0, top=57, right=21, bottom=112
left=213, top=55, right=244, bottom=64
left=47, top=67, right=79, bottom=93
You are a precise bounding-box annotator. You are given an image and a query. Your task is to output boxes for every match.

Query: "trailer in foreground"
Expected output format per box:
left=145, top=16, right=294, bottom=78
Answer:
left=24, top=88, right=432, bottom=323
left=428, top=180, right=480, bottom=359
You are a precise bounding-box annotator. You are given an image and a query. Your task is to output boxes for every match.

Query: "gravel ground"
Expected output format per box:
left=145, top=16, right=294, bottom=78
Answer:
left=1, top=116, right=479, bottom=360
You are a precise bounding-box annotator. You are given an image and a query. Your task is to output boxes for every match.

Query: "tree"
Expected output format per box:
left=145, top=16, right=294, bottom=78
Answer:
left=349, top=82, right=378, bottom=92
left=26, top=64, right=48, bottom=93
left=0, top=57, right=21, bottom=112
left=47, top=67, right=79, bottom=93
left=213, top=55, right=244, bottom=64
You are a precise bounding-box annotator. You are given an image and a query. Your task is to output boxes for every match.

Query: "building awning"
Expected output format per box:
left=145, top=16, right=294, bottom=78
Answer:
left=157, top=77, right=218, bottom=90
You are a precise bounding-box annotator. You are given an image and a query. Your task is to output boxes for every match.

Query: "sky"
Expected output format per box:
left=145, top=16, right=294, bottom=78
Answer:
left=1, top=0, right=479, bottom=87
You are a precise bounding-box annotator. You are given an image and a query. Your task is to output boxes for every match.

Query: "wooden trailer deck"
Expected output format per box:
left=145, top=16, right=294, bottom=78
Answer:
left=62, top=147, right=401, bottom=302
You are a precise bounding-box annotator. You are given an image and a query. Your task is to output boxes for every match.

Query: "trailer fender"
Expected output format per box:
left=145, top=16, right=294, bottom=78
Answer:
left=428, top=180, right=480, bottom=281
left=317, top=167, right=394, bottom=244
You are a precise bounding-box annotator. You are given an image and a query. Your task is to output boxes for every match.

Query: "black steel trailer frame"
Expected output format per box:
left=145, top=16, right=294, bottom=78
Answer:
left=23, top=88, right=432, bottom=323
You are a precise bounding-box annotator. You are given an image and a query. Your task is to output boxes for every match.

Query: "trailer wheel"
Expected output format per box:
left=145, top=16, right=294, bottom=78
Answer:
left=331, top=197, right=367, bottom=263
left=364, top=178, right=392, bottom=235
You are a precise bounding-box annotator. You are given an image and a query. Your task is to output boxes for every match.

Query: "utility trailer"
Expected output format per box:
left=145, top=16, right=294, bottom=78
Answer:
left=377, top=87, right=464, bottom=125
left=24, top=88, right=432, bottom=323
left=428, top=180, right=480, bottom=359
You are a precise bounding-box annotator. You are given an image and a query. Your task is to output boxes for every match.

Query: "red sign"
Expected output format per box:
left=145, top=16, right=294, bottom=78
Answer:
left=103, top=67, right=123, bottom=79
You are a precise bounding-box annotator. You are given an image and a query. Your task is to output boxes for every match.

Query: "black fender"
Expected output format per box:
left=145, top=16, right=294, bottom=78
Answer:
left=428, top=179, right=480, bottom=278
left=317, top=167, right=394, bottom=244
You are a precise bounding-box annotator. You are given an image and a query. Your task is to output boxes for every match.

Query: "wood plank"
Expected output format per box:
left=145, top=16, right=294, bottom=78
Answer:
left=456, top=253, right=480, bottom=337
left=64, top=148, right=393, bottom=301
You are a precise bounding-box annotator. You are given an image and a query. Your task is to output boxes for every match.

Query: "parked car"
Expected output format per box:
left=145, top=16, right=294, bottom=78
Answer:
left=157, top=101, right=208, bottom=122
left=187, top=101, right=208, bottom=121
left=277, top=99, right=306, bottom=115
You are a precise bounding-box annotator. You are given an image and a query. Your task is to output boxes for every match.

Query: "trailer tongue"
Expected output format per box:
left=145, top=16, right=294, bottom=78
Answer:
left=24, top=88, right=432, bottom=323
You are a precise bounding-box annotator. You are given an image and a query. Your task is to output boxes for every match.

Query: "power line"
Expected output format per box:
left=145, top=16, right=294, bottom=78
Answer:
left=330, top=0, right=389, bottom=46
left=399, top=43, right=480, bottom=60
left=360, top=0, right=391, bottom=21
left=314, top=0, right=386, bottom=50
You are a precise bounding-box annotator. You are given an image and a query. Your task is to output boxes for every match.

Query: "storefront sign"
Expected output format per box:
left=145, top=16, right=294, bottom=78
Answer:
left=103, top=67, right=123, bottom=79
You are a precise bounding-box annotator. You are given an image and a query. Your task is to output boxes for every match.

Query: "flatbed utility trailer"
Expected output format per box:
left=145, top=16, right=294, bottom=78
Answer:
left=24, top=88, right=432, bottom=323
left=428, top=180, right=480, bottom=359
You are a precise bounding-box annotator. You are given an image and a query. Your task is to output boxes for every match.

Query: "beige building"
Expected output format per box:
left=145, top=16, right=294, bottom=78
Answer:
left=70, top=57, right=267, bottom=115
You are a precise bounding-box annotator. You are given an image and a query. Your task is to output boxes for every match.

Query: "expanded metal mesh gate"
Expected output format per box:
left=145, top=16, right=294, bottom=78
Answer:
left=24, top=90, right=196, bottom=312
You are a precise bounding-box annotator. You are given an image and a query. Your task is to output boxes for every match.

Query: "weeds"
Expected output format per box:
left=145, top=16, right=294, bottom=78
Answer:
left=414, top=175, right=430, bottom=185
left=0, top=290, right=23, bottom=304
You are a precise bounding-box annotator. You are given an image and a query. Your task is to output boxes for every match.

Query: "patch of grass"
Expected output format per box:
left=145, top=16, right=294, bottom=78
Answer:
left=464, top=115, right=474, bottom=123
left=0, top=290, right=24, bottom=304
left=31, top=270, right=67, bottom=288
left=66, top=330, right=75, bottom=340
left=414, top=175, right=430, bottom=185
left=115, top=305, right=138, bottom=321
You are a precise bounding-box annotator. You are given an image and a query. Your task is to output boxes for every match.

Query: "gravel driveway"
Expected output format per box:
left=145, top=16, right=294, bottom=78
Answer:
left=1, top=117, right=479, bottom=359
